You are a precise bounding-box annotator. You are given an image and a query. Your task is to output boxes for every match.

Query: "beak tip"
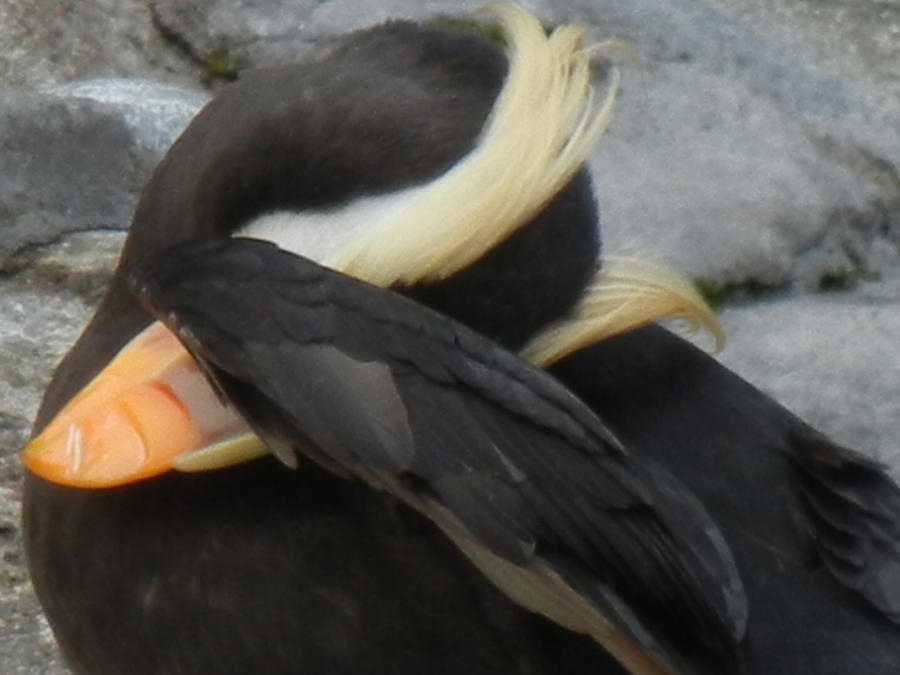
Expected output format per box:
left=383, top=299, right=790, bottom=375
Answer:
left=20, top=425, right=142, bottom=489
left=21, top=434, right=68, bottom=483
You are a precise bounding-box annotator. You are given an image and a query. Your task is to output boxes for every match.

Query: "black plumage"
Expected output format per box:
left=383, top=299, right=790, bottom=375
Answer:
left=24, top=17, right=626, bottom=675
left=132, top=238, right=746, bottom=669
left=23, top=8, right=900, bottom=675
left=550, top=326, right=900, bottom=673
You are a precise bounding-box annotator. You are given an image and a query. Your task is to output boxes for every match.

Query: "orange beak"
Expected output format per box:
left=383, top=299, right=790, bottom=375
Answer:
left=22, top=321, right=266, bottom=488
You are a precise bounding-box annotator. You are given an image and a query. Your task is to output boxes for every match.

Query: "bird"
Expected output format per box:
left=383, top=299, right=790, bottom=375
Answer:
left=20, top=4, right=900, bottom=675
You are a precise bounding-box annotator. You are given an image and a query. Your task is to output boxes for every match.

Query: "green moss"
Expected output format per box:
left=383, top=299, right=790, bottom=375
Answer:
left=815, top=266, right=882, bottom=292
left=817, top=270, right=855, bottom=292
left=202, top=48, right=239, bottom=81
left=696, top=278, right=789, bottom=309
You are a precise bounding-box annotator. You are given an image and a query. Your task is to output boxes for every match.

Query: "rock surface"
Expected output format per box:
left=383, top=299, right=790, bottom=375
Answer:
left=1, top=0, right=898, bottom=672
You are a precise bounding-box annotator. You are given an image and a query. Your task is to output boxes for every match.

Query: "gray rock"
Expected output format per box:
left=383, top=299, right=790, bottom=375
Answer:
left=717, top=273, right=900, bottom=472
left=53, top=79, right=210, bottom=154
left=301, top=0, right=549, bottom=34
left=0, top=277, right=92, bottom=675
left=578, top=0, right=900, bottom=289
left=0, top=82, right=206, bottom=269
left=149, top=0, right=900, bottom=288
left=1, top=1, right=899, bottom=673
left=0, top=0, right=200, bottom=89
left=150, top=0, right=325, bottom=74
left=0, top=92, right=140, bottom=263
left=0, top=279, right=95, bottom=458
left=148, top=0, right=550, bottom=71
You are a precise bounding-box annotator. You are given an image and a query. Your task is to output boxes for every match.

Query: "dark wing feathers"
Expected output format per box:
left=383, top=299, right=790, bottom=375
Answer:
left=788, top=425, right=900, bottom=621
left=132, top=238, right=747, bottom=660
left=550, top=324, right=900, bottom=673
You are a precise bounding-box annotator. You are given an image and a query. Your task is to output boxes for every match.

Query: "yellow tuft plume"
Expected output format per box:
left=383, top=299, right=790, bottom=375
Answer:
left=328, top=3, right=619, bottom=286
left=325, top=4, right=717, bottom=364
left=521, top=257, right=725, bottom=367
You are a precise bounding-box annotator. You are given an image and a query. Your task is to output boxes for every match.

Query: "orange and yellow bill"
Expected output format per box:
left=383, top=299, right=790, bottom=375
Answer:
left=22, top=321, right=268, bottom=488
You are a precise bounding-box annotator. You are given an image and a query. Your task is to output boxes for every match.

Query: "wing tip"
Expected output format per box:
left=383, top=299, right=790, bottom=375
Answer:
left=789, top=425, right=900, bottom=626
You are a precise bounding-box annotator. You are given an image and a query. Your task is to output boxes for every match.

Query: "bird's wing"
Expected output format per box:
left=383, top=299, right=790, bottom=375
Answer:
left=132, top=238, right=747, bottom=673
left=548, top=323, right=900, bottom=664
left=787, top=423, right=900, bottom=622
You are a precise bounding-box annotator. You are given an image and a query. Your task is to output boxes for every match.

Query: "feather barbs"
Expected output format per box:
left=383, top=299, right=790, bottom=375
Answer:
left=327, top=4, right=619, bottom=286
left=521, top=257, right=725, bottom=367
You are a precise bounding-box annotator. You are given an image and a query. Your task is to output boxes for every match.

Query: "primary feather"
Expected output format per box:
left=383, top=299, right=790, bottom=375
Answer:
left=133, top=238, right=748, bottom=674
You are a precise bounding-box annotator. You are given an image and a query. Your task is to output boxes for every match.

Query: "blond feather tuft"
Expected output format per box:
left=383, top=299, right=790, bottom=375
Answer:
left=521, top=257, right=725, bottom=367
left=327, top=4, right=618, bottom=286
left=321, top=6, right=720, bottom=368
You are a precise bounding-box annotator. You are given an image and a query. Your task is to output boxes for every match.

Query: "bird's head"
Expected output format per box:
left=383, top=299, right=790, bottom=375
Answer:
left=24, top=4, right=717, bottom=488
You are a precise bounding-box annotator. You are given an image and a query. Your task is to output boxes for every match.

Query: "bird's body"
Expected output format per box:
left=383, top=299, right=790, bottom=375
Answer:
left=27, top=450, right=625, bottom=674
left=551, top=326, right=900, bottom=674
left=25, top=12, right=633, bottom=674
left=22, top=6, right=900, bottom=675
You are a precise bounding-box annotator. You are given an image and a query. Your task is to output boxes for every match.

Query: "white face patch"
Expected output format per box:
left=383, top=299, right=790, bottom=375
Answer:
left=234, top=184, right=427, bottom=268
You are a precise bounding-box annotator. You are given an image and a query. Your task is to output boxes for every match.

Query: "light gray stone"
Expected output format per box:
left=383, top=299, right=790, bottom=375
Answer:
left=0, top=82, right=205, bottom=268
left=53, top=79, right=210, bottom=154
left=578, top=0, right=900, bottom=288
left=148, top=0, right=558, bottom=70
left=0, top=92, right=140, bottom=262
left=0, top=0, right=199, bottom=89
left=144, top=0, right=900, bottom=290
left=0, top=278, right=91, bottom=675
left=717, top=273, right=900, bottom=472
left=1, top=1, right=899, bottom=673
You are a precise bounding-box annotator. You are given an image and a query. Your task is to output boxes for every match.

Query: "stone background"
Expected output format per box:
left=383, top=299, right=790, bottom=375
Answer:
left=1, top=1, right=898, bottom=672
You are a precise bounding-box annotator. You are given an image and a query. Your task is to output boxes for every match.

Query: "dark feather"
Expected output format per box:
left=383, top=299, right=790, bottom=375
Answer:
left=788, top=425, right=900, bottom=621
left=132, top=238, right=748, bottom=668
left=23, top=19, right=613, bottom=675
left=550, top=324, right=900, bottom=674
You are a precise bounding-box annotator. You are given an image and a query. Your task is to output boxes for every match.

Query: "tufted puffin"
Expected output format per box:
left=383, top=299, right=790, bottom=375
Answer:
left=21, top=4, right=900, bottom=675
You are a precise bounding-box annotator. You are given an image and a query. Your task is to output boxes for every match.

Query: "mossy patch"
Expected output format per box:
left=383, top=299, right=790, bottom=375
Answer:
left=817, top=270, right=856, bottom=292
left=696, top=278, right=789, bottom=308
left=201, top=47, right=239, bottom=81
